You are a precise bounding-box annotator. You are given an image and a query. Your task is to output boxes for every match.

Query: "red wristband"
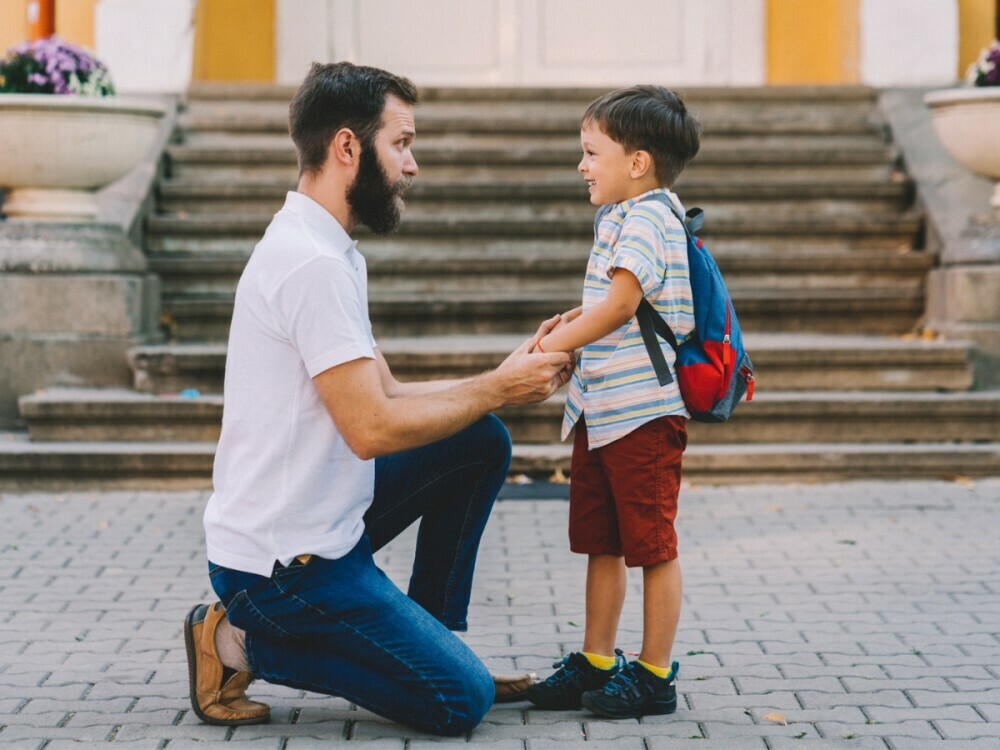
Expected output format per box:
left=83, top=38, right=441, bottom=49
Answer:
left=536, top=339, right=546, bottom=353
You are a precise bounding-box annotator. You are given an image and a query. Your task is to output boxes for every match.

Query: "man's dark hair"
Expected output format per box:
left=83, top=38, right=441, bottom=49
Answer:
left=582, top=85, right=701, bottom=186
left=289, top=61, right=418, bottom=176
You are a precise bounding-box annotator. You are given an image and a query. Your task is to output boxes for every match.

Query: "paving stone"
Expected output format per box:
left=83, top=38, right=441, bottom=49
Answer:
left=2, top=481, right=1000, bottom=748
left=815, top=719, right=941, bottom=739
left=892, top=740, right=1000, bottom=749
left=935, top=719, right=1000, bottom=739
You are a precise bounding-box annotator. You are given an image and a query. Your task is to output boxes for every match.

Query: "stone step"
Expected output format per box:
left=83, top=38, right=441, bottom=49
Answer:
left=158, top=183, right=912, bottom=217
left=160, top=286, right=926, bottom=340
left=2, top=435, right=996, bottom=489
left=179, top=100, right=885, bottom=137
left=509, top=442, right=1000, bottom=483
left=180, top=107, right=882, bottom=137
left=147, top=231, right=920, bottom=256
left=184, top=82, right=880, bottom=104
left=147, top=241, right=932, bottom=296
left=158, top=173, right=912, bottom=207
left=19, top=388, right=1000, bottom=445
left=170, top=161, right=899, bottom=184
left=147, top=210, right=922, bottom=241
left=167, top=134, right=898, bottom=169
left=127, top=334, right=975, bottom=395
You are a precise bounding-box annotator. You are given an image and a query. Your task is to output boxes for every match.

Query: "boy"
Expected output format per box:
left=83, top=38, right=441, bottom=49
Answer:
left=525, top=86, right=701, bottom=719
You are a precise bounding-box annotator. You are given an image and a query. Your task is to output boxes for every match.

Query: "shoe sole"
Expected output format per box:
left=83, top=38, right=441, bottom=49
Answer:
left=184, top=604, right=270, bottom=727
left=580, top=693, right=677, bottom=719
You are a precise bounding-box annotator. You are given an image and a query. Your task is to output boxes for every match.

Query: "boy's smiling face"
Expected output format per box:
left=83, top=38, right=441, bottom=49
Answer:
left=579, top=122, right=639, bottom=206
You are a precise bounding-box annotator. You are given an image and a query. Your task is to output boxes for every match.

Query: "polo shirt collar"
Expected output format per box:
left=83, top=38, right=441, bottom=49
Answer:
left=616, top=187, right=675, bottom=214
left=281, top=191, right=357, bottom=253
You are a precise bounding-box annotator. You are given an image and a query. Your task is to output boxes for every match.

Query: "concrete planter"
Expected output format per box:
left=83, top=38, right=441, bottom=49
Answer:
left=0, top=95, right=166, bottom=221
left=925, top=87, right=1000, bottom=208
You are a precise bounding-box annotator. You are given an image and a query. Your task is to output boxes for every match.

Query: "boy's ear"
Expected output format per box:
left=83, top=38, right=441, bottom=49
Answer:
left=629, top=150, right=654, bottom=180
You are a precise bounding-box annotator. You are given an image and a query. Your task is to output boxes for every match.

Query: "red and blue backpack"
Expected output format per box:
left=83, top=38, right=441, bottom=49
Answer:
left=595, top=194, right=754, bottom=423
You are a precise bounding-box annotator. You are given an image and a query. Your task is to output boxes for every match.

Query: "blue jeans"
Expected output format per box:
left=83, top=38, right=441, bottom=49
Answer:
left=208, top=415, right=511, bottom=736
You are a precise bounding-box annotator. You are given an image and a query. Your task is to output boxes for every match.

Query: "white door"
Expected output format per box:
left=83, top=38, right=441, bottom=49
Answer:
left=277, top=0, right=765, bottom=86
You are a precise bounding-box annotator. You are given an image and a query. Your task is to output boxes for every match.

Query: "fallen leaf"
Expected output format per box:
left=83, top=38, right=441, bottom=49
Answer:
left=549, top=467, right=568, bottom=484
left=507, top=474, right=533, bottom=485
left=762, top=713, right=788, bottom=725
left=951, top=475, right=976, bottom=488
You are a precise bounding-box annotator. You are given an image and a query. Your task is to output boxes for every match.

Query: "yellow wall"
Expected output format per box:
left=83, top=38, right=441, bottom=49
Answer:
left=5, top=1, right=993, bottom=86
left=958, top=0, right=997, bottom=77
left=1, top=0, right=98, bottom=53
left=0, top=0, right=30, bottom=54
left=193, top=0, right=275, bottom=82
left=767, top=0, right=860, bottom=84
left=55, top=0, right=98, bottom=49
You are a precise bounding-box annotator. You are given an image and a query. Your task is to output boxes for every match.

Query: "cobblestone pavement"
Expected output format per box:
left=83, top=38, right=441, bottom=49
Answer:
left=1, top=479, right=999, bottom=749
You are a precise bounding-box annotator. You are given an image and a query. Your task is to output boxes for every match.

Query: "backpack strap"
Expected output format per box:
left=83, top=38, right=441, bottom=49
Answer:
left=637, top=298, right=678, bottom=386
left=632, top=195, right=704, bottom=388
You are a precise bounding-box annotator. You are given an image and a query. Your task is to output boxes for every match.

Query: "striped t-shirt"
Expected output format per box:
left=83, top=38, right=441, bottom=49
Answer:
left=561, top=187, right=695, bottom=449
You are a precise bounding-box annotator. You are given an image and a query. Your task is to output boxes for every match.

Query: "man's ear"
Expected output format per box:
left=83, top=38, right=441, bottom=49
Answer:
left=630, top=150, right=653, bottom=179
left=331, top=128, right=360, bottom=166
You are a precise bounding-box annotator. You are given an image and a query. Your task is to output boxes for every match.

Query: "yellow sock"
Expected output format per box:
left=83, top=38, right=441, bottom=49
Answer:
left=582, top=651, right=618, bottom=670
left=637, top=659, right=673, bottom=679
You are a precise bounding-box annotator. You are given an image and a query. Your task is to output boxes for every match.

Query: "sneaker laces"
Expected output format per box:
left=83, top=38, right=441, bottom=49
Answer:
left=543, top=653, right=585, bottom=686
left=544, top=649, right=627, bottom=687
left=601, top=662, right=645, bottom=699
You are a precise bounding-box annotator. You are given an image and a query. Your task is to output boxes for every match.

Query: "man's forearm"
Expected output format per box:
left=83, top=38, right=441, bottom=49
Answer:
left=387, top=377, right=471, bottom=398
left=359, top=371, right=506, bottom=458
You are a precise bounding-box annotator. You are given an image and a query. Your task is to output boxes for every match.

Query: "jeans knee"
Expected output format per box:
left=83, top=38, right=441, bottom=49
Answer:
left=426, top=667, right=493, bottom=736
left=478, top=413, right=512, bottom=473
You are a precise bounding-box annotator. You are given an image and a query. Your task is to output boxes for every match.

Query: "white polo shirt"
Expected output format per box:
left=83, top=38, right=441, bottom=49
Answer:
left=204, top=192, right=378, bottom=577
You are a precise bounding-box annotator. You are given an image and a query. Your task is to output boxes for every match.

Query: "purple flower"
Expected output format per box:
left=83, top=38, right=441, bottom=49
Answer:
left=0, top=35, right=115, bottom=95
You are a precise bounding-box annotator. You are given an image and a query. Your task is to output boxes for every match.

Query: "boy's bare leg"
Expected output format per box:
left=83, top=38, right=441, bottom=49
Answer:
left=582, top=554, right=627, bottom=655
left=639, top=559, right=682, bottom=667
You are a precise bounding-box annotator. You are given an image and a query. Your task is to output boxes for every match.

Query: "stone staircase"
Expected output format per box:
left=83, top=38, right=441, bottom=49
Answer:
left=4, top=84, right=1000, bottom=488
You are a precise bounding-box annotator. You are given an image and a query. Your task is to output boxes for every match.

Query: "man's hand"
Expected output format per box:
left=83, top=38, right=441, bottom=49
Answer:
left=493, top=337, right=573, bottom=406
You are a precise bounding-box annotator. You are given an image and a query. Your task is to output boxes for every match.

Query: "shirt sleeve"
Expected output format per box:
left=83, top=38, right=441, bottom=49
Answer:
left=270, top=255, right=375, bottom=377
left=608, top=204, right=682, bottom=298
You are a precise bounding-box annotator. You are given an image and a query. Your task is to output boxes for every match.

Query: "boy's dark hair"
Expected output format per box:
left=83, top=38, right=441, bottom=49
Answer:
left=583, top=85, right=701, bottom=186
left=288, top=61, right=418, bottom=176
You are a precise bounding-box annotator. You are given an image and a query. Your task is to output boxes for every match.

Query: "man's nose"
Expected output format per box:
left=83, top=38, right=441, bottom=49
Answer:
left=405, top=151, right=418, bottom=177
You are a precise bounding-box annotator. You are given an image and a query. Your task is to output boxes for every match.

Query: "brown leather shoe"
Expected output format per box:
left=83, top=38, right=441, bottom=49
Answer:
left=184, top=602, right=270, bottom=726
left=492, top=672, right=536, bottom=703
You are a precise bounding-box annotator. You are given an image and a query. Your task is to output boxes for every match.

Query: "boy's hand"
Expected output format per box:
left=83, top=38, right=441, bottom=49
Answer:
left=527, top=313, right=562, bottom=352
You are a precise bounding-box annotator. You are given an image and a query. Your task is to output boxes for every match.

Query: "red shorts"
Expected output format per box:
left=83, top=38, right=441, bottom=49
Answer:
left=569, top=416, right=687, bottom=567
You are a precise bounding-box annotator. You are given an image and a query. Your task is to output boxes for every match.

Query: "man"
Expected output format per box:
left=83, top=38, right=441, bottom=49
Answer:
left=183, top=62, right=572, bottom=736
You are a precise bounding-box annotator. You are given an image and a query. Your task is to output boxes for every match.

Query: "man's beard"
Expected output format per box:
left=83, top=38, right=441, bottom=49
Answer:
left=346, top=141, right=411, bottom=236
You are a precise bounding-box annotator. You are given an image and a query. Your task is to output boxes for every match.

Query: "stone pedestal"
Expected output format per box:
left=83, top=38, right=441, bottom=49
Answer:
left=0, top=223, right=161, bottom=428
left=880, top=89, right=1000, bottom=388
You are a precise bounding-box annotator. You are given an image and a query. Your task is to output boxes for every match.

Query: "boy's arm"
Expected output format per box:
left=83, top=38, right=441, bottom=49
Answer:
left=536, top=271, right=644, bottom=353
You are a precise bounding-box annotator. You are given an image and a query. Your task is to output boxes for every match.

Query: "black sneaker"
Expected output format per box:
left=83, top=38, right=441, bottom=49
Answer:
left=525, top=650, right=626, bottom=710
left=581, top=660, right=679, bottom=719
